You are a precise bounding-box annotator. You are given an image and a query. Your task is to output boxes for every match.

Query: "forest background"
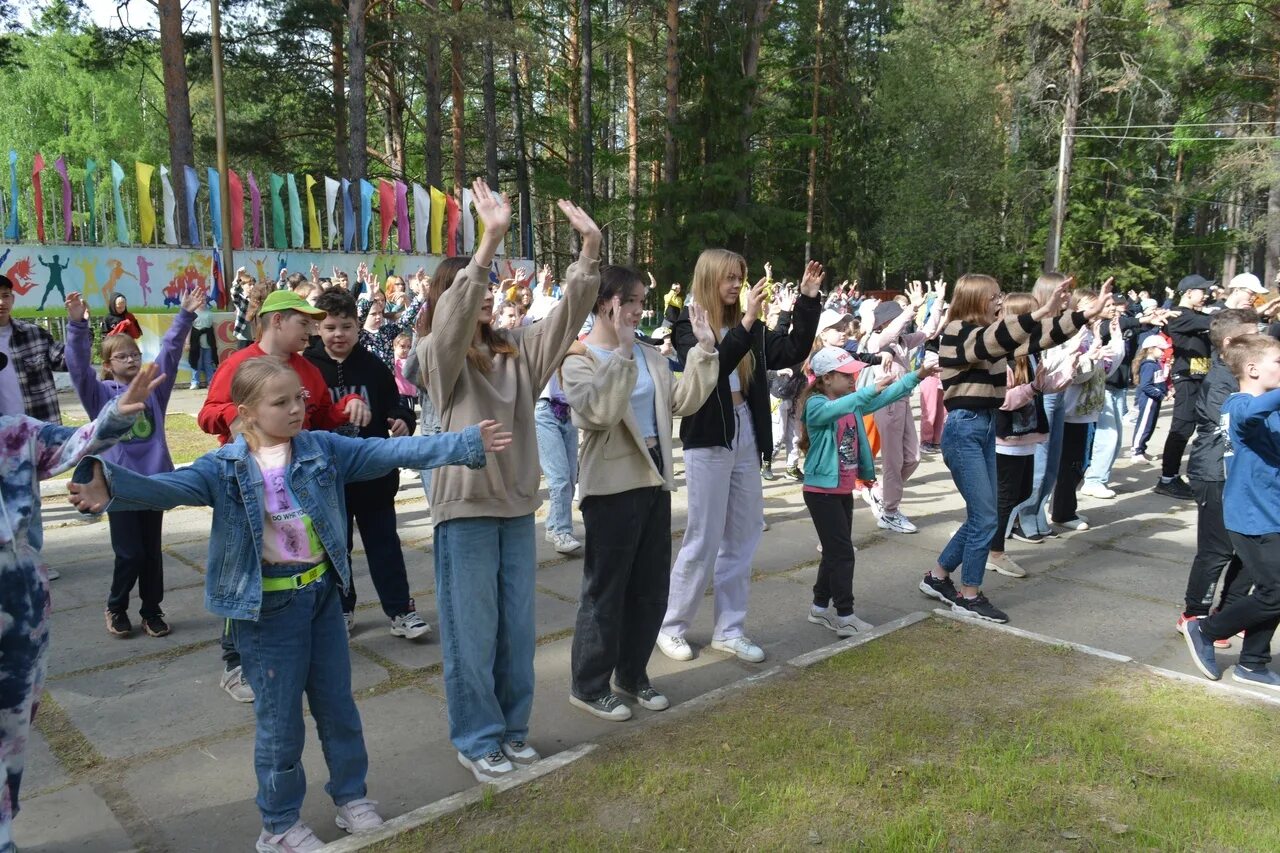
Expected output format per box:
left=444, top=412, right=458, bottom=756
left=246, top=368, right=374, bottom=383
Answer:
left=0, top=0, right=1276, bottom=292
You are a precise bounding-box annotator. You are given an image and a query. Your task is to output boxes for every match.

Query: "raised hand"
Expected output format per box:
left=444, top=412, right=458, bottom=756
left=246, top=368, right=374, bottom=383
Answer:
left=1033, top=276, right=1074, bottom=320
left=65, top=292, right=88, bottom=323
left=798, top=261, right=826, bottom=298
left=180, top=284, right=208, bottom=314
left=764, top=261, right=774, bottom=281
left=473, top=177, right=513, bottom=234
left=906, top=280, right=926, bottom=309
left=743, top=278, right=768, bottom=326
left=478, top=419, right=513, bottom=454
left=118, top=362, right=165, bottom=416
left=611, top=295, right=638, bottom=356
left=874, top=371, right=895, bottom=392
left=67, top=460, right=109, bottom=514
left=915, top=361, right=942, bottom=381
left=1084, top=277, right=1116, bottom=321
left=688, top=302, right=717, bottom=352
left=309, top=264, right=320, bottom=281
left=556, top=198, right=602, bottom=259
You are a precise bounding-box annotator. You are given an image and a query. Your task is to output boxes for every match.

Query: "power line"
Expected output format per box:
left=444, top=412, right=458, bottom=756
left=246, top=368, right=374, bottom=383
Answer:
left=1074, top=134, right=1278, bottom=142
left=1073, top=121, right=1274, bottom=130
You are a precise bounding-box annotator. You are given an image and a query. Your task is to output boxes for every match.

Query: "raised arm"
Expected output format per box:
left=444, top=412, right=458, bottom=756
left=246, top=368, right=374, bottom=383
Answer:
left=63, top=294, right=114, bottom=418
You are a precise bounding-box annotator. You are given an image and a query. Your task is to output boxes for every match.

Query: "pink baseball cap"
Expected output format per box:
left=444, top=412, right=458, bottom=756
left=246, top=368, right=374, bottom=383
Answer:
left=810, top=346, right=861, bottom=376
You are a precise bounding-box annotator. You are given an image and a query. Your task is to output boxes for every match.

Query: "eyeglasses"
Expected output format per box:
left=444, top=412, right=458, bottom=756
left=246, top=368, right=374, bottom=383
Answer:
left=111, top=353, right=142, bottom=364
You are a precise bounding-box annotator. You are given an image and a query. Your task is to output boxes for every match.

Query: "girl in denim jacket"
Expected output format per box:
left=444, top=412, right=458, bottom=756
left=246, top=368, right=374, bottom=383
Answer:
left=69, top=358, right=510, bottom=853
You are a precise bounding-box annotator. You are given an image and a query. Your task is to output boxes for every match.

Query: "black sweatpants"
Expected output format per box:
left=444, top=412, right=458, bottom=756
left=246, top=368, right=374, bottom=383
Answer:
left=571, top=481, right=673, bottom=701
left=1051, top=422, right=1091, bottom=524
left=340, top=471, right=413, bottom=619
left=106, top=510, right=165, bottom=618
left=803, top=490, right=856, bottom=616
left=1184, top=479, right=1248, bottom=617
left=1201, top=532, right=1280, bottom=670
left=1160, top=376, right=1202, bottom=478
left=992, top=453, right=1035, bottom=553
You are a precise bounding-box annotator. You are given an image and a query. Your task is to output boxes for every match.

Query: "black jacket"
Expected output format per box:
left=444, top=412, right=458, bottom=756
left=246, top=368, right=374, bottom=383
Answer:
left=1103, top=315, right=1141, bottom=390
left=674, top=294, right=821, bottom=462
left=1186, top=354, right=1236, bottom=483
left=1163, top=309, right=1212, bottom=378
left=303, top=340, right=416, bottom=439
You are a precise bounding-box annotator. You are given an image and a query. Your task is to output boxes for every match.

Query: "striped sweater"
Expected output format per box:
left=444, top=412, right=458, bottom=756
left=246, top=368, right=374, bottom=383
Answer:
left=939, top=310, right=1086, bottom=411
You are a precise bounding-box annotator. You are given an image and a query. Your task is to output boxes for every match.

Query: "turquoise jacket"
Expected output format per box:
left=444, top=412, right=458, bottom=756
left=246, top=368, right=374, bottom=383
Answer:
left=802, top=373, right=921, bottom=489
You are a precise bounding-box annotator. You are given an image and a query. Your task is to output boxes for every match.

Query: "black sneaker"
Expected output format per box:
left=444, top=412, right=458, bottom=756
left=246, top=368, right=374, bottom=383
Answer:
left=141, top=612, right=171, bottom=637
left=1010, top=526, right=1044, bottom=545
left=919, top=572, right=960, bottom=604
left=1154, top=476, right=1194, bottom=500
left=105, top=609, right=133, bottom=637
left=568, top=692, right=633, bottom=721
left=951, top=593, right=1009, bottom=623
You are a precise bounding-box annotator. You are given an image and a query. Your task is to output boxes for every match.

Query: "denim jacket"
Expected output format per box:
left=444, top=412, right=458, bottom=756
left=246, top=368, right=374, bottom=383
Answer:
left=73, top=426, right=487, bottom=620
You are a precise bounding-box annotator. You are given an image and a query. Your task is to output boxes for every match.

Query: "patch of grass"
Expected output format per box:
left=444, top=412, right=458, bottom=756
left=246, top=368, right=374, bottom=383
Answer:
left=372, top=619, right=1280, bottom=852
left=53, top=411, right=218, bottom=479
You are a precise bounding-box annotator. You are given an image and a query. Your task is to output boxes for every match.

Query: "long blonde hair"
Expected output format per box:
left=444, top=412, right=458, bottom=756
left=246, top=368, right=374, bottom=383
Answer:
left=691, top=248, right=754, bottom=389
left=948, top=274, right=1001, bottom=326
left=231, top=357, right=298, bottom=450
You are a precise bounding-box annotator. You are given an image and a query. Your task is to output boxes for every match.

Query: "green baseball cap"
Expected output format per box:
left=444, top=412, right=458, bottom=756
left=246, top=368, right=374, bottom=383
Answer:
left=259, top=289, right=325, bottom=317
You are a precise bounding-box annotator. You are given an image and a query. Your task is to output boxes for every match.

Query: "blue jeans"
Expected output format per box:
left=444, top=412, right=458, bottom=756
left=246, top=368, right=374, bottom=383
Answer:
left=938, top=409, right=998, bottom=588
left=534, top=400, right=578, bottom=535
left=434, top=514, right=537, bottom=759
left=232, top=569, right=367, bottom=833
left=195, top=347, right=215, bottom=386
left=1012, top=391, right=1064, bottom=537
left=1084, top=388, right=1126, bottom=487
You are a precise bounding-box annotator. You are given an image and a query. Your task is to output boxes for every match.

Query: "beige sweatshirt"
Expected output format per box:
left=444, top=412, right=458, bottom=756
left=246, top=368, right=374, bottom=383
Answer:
left=417, top=257, right=599, bottom=522
left=560, top=339, right=717, bottom=498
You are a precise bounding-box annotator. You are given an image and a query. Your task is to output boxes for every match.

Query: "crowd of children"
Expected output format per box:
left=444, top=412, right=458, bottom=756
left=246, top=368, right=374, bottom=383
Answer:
left=1, top=181, right=1278, bottom=851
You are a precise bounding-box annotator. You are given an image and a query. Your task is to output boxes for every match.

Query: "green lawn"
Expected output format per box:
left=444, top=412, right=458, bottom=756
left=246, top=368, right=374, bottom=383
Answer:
left=374, top=619, right=1280, bottom=852
left=59, top=411, right=218, bottom=474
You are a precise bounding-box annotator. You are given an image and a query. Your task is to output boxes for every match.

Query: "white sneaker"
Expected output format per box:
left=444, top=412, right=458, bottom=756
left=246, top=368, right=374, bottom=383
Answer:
left=390, top=611, right=431, bottom=639
left=189, top=380, right=200, bottom=391
left=46, top=567, right=60, bottom=580
left=546, top=530, right=582, bottom=554
left=710, top=636, right=766, bottom=663
left=500, top=739, right=540, bottom=764
left=220, top=665, right=255, bottom=703
left=986, top=553, right=1027, bottom=578
left=335, top=798, right=384, bottom=834
left=655, top=632, right=694, bottom=661
left=1079, top=482, right=1116, bottom=499
left=1056, top=516, right=1089, bottom=531
left=877, top=512, right=918, bottom=534
left=457, top=749, right=515, bottom=783
left=859, top=485, right=885, bottom=520
left=807, top=605, right=837, bottom=631
left=256, top=821, right=324, bottom=853
left=833, top=612, right=874, bottom=637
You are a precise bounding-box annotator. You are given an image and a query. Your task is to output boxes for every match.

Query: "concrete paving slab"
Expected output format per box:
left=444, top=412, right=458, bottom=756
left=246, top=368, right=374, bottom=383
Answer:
left=12, top=784, right=134, bottom=852
left=23, top=728, right=69, bottom=796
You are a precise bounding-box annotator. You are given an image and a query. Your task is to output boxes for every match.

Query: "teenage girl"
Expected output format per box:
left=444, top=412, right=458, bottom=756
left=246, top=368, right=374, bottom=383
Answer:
left=65, top=287, right=205, bottom=638
left=69, top=357, right=509, bottom=853
left=919, top=274, right=1112, bottom=624
left=799, top=346, right=938, bottom=635
left=1131, top=335, right=1171, bottom=461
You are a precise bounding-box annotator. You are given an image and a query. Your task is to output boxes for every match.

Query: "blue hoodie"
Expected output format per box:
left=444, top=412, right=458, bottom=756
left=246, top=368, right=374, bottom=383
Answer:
left=1221, top=387, right=1280, bottom=536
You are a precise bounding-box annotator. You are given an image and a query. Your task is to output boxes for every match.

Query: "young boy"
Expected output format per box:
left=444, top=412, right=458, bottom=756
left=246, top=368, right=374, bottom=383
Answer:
left=306, top=290, right=430, bottom=641
left=1184, top=333, right=1280, bottom=689
left=1178, top=309, right=1259, bottom=641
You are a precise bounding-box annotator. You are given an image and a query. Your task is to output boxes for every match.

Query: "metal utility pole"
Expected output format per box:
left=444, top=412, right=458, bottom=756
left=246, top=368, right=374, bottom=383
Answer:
left=210, top=0, right=234, bottom=282
left=1044, top=0, right=1090, bottom=272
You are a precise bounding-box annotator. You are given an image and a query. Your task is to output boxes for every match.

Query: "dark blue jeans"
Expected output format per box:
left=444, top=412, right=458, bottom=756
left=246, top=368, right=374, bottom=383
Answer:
left=340, top=472, right=413, bottom=619
left=232, top=568, right=367, bottom=833
left=938, top=409, right=998, bottom=588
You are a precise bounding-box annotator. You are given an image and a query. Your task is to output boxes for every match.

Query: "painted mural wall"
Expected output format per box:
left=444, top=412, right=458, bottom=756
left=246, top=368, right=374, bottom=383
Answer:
left=1, top=243, right=535, bottom=313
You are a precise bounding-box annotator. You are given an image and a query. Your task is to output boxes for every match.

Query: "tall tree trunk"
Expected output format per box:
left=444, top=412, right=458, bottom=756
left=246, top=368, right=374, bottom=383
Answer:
left=423, top=0, right=443, bottom=190
left=157, top=0, right=194, bottom=244
left=481, top=0, right=499, bottom=187
left=567, top=3, right=581, bottom=197
left=734, top=0, right=773, bottom=215
left=579, top=0, right=594, bottom=211
left=347, top=0, right=368, bottom=181
left=451, top=0, right=466, bottom=194
left=504, top=0, right=533, bottom=256
left=803, top=0, right=825, bottom=264
left=662, top=0, right=678, bottom=194
left=332, top=7, right=348, bottom=179
left=1044, top=0, right=1090, bottom=271
left=625, top=4, right=639, bottom=265
left=1266, top=63, right=1280, bottom=288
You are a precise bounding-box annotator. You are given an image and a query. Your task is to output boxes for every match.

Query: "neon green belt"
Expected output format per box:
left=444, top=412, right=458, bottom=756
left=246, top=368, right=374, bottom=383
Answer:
left=261, top=562, right=329, bottom=592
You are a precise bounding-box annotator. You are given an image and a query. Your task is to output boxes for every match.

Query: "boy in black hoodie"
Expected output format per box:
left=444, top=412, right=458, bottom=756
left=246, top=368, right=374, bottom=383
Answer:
left=307, top=289, right=429, bottom=640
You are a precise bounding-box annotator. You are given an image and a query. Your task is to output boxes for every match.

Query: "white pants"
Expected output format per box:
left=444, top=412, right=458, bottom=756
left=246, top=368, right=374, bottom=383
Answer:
left=772, top=397, right=802, bottom=468
left=662, top=403, right=764, bottom=641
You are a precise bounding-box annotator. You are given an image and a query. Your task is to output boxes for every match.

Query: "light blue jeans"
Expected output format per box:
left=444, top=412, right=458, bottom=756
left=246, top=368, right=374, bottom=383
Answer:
left=1083, top=388, right=1126, bottom=488
left=938, top=409, right=998, bottom=588
left=534, top=400, right=578, bottom=536
left=434, top=514, right=537, bottom=759
left=1012, top=391, right=1064, bottom=537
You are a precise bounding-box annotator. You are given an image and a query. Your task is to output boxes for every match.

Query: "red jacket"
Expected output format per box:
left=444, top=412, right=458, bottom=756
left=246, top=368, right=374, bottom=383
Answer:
left=197, top=342, right=360, bottom=443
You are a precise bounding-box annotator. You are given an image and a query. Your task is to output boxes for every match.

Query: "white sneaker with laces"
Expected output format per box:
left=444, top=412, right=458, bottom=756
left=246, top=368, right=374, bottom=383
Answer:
left=256, top=821, right=324, bottom=853
left=710, top=636, right=765, bottom=663
left=860, top=485, right=885, bottom=520
left=547, top=530, right=582, bottom=554
left=834, top=612, right=874, bottom=637
left=1079, top=482, right=1116, bottom=499
left=655, top=632, right=694, bottom=661
left=390, top=611, right=431, bottom=639
left=220, top=665, right=255, bottom=703
left=986, top=553, right=1027, bottom=578
left=877, top=512, right=918, bottom=534
left=458, top=749, right=516, bottom=783
left=335, top=798, right=384, bottom=834
left=501, top=739, right=540, bottom=764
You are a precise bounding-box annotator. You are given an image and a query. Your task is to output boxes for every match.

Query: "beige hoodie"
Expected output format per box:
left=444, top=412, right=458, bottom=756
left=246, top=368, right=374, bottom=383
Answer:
left=417, top=257, right=599, bottom=522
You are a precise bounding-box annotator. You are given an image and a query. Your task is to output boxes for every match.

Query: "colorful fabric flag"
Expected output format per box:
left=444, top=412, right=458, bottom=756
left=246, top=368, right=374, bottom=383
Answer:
left=248, top=172, right=263, bottom=248
left=85, top=158, right=98, bottom=244
left=429, top=186, right=446, bottom=254
left=395, top=181, right=411, bottom=253
left=54, top=157, right=72, bottom=241
left=5, top=152, right=18, bottom=240
left=136, top=162, right=156, bottom=244
left=460, top=187, right=476, bottom=253
left=324, top=177, right=339, bottom=249
left=112, top=160, right=129, bottom=245
left=184, top=165, right=201, bottom=246
left=378, top=179, right=395, bottom=250
left=341, top=179, right=355, bottom=252
left=228, top=170, right=245, bottom=250
left=304, top=175, right=322, bottom=249
left=159, top=165, right=177, bottom=245
left=32, top=153, right=45, bottom=242
left=286, top=173, right=304, bottom=249
left=207, top=167, right=223, bottom=247
left=359, top=179, right=374, bottom=252
left=412, top=183, right=430, bottom=253
left=269, top=173, right=286, bottom=251
left=445, top=193, right=460, bottom=256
